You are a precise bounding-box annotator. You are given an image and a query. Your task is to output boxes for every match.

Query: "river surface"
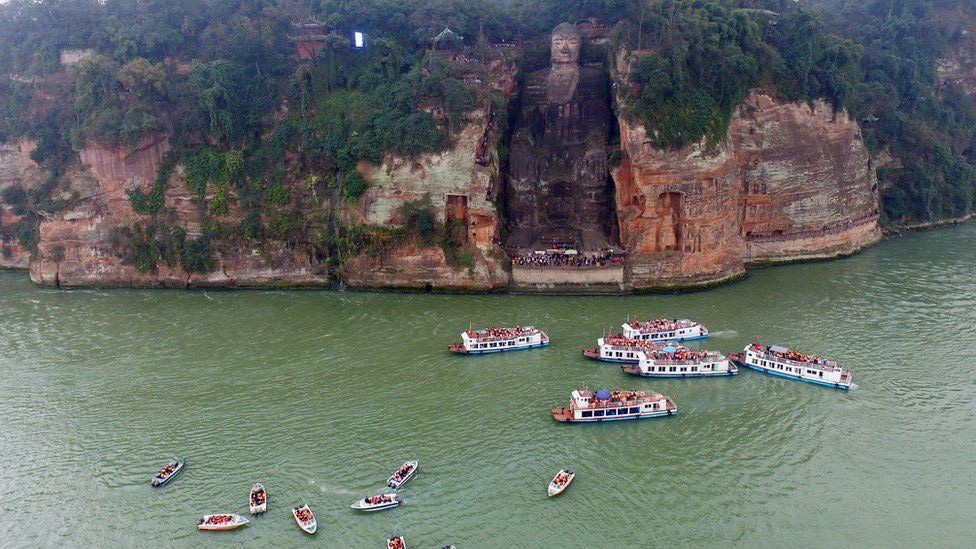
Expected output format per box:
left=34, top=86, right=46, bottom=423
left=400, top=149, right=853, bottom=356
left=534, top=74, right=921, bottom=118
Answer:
left=2, top=224, right=976, bottom=548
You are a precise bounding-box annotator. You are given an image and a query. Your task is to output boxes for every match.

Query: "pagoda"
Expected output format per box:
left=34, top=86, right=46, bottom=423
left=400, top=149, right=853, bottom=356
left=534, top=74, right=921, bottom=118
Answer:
left=290, top=16, right=328, bottom=60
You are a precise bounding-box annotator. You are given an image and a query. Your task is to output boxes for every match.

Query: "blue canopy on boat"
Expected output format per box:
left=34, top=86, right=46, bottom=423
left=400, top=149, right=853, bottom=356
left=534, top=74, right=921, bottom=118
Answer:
left=595, top=389, right=612, bottom=400
left=662, top=346, right=677, bottom=353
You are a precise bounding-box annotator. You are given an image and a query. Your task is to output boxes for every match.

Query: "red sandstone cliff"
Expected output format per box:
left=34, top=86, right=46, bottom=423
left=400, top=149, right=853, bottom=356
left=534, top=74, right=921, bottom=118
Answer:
left=0, top=140, right=44, bottom=267
left=612, top=88, right=881, bottom=289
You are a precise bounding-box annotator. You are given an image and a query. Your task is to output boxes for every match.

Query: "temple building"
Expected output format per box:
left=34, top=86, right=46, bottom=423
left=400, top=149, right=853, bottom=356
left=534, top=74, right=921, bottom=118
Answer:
left=290, top=17, right=328, bottom=60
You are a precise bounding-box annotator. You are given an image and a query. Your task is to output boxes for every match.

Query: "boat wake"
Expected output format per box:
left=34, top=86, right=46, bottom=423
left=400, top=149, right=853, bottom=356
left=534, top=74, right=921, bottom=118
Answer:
left=309, top=479, right=359, bottom=496
left=707, top=330, right=737, bottom=338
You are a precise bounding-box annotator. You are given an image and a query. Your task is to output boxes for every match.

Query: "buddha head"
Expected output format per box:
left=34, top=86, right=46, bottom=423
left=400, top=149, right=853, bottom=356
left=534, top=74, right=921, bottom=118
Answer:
left=550, top=22, right=582, bottom=66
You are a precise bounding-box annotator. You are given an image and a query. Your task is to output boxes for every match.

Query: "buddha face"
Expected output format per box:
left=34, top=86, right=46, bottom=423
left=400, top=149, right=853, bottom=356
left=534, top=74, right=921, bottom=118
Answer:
left=551, top=30, right=581, bottom=66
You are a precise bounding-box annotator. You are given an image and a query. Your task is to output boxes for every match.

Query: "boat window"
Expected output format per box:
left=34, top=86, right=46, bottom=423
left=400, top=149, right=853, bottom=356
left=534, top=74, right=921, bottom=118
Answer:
left=658, top=367, right=665, bottom=372
left=669, top=366, right=676, bottom=372
left=593, top=410, right=604, bottom=417
left=581, top=410, right=592, bottom=418
left=629, top=407, right=640, bottom=414
left=618, top=408, right=629, bottom=415
left=652, top=403, right=659, bottom=410
left=680, top=367, right=686, bottom=372
left=819, top=371, right=823, bottom=377
left=627, top=353, right=633, bottom=358
left=606, top=409, right=616, bottom=416
left=691, top=366, right=698, bottom=372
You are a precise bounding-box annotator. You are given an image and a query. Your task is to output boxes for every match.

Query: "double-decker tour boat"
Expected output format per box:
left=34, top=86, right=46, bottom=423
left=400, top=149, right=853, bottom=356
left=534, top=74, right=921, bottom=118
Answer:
left=729, top=343, right=852, bottom=390
left=621, top=317, right=708, bottom=342
left=449, top=325, right=549, bottom=354
left=551, top=388, right=676, bottom=423
left=620, top=346, right=736, bottom=378
left=583, top=334, right=666, bottom=363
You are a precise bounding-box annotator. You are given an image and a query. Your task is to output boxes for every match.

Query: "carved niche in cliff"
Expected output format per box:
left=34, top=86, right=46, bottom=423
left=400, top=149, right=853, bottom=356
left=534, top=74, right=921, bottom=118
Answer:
left=504, top=22, right=615, bottom=251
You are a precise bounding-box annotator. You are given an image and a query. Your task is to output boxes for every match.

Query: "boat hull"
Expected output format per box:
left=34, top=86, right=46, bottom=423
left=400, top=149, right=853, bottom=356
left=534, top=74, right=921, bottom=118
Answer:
left=451, top=341, right=549, bottom=355
left=197, top=515, right=249, bottom=531
left=150, top=459, right=185, bottom=487
left=552, top=407, right=675, bottom=423
left=621, top=364, right=737, bottom=378
left=731, top=358, right=850, bottom=390
left=547, top=472, right=574, bottom=497
left=292, top=506, right=316, bottom=534
left=387, top=461, right=418, bottom=489
left=582, top=349, right=639, bottom=364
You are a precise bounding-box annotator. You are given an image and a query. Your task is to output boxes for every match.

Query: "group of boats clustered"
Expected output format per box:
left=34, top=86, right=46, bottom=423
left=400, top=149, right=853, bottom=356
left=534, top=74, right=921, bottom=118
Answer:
left=149, top=315, right=851, bottom=546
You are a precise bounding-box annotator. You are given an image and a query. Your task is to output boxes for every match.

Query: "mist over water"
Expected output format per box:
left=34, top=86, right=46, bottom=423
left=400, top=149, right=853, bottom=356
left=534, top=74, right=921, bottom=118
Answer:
left=2, top=224, right=975, bottom=547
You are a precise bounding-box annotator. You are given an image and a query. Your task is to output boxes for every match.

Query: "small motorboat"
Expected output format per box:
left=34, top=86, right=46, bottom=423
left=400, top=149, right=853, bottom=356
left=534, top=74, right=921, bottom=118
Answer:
left=387, top=460, right=418, bottom=489
left=388, top=533, right=407, bottom=549
left=249, top=483, right=267, bottom=514
left=547, top=469, right=575, bottom=497
left=197, top=514, right=249, bottom=531
left=150, top=458, right=185, bottom=487
left=350, top=492, right=401, bottom=511
left=292, top=504, right=317, bottom=534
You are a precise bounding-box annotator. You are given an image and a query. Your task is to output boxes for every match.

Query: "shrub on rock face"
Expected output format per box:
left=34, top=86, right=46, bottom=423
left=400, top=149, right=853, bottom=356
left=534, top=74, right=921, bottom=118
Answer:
left=1, top=185, right=27, bottom=208
left=180, top=235, right=213, bottom=273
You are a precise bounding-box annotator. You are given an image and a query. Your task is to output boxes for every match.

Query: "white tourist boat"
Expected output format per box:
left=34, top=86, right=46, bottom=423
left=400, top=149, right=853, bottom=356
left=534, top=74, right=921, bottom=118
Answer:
left=387, top=460, right=418, bottom=489
left=547, top=469, right=575, bottom=497
left=150, top=458, right=185, bottom=487
left=449, top=325, right=549, bottom=354
left=197, top=514, right=249, bottom=531
left=620, top=346, right=736, bottom=378
left=730, top=344, right=852, bottom=390
left=621, top=317, right=709, bottom=342
left=249, top=483, right=267, bottom=514
left=292, top=504, right=317, bottom=534
left=552, top=388, right=676, bottom=423
left=350, top=493, right=401, bottom=511
left=583, top=335, right=667, bottom=364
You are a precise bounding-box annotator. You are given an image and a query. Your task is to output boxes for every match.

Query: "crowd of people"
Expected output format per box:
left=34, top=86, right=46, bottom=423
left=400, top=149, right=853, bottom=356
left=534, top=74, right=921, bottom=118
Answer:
left=590, top=389, right=649, bottom=406
left=250, top=488, right=266, bottom=508
left=647, top=348, right=710, bottom=363
left=604, top=334, right=653, bottom=349
left=364, top=494, right=395, bottom=506
left=293, top=506, right=313, bottom=523
left=389, top=463, right=414, bottom=486
left=512, top=251, right=624, bottom=269
left=628, top=317, right=687, bottom=332
left=552, top=471, right=572, bottom=487
left=751, top=343, right=829, bottom=365
left=468, top=325, right=535, bottom=341
left=200, top=515, right=234, bottom=525
left=388, top=535, right=405, bottom=549
left=155, top=463, right=178, bottom=480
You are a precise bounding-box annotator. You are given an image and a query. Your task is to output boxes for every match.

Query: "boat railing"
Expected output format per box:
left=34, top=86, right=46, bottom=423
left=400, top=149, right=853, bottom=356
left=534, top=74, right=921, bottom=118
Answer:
left=642, top=355, right=723, bottom=366
left=751, top=351, right=841, bottom=372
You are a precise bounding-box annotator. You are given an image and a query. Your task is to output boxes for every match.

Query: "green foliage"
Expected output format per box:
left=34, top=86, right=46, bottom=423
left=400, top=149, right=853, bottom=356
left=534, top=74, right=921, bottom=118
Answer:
left=11, top=219, right=38, bottom=252
left=128, top=160, right=173, bottom=216
left=342, top=172, right=369, bottom=203
left=179, top=234, right=213, bottom=273
left=1, top=185, right=27, bottom=212
left=240, top=210, right=263, bottom=240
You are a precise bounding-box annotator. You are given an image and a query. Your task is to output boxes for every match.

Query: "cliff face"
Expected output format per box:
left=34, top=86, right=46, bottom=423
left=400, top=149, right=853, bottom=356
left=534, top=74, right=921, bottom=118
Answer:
left=0, top=140, right=44, bottom=267
left=937, top=26, right=976, bottom=94
left=342, top=106, right=509, bottom=291
left=613, top=117, right=745, bottom=287
left=612, top=90, right=881, bottom=288
left=731, top=93, right=882, bottom=264
left=29, top=135, right=329, bottom=288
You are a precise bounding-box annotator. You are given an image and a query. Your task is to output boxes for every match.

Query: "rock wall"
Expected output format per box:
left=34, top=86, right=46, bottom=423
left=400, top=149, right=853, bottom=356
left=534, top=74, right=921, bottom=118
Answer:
left=0, top=140, right=44, bottom=267
left=29, top=135, right=329, bottom=288
left=612, top=90, right=881, bottom=289
left=613, top=118, right=745, bottom=288
left=937, top=26, right=976, bottom=94
left=731, top=93, right=882, bottom=264
left=341, top=105, right=509, bottom=291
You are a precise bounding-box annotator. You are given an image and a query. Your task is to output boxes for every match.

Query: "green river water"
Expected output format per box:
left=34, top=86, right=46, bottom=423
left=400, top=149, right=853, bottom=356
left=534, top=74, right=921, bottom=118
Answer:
left=2, top=224, right=975, bottom=548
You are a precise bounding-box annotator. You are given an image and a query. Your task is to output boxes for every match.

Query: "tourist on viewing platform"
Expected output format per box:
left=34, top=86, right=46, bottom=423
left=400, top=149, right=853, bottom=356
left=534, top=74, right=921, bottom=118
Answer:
left=511, top=251, right=624, bottom=268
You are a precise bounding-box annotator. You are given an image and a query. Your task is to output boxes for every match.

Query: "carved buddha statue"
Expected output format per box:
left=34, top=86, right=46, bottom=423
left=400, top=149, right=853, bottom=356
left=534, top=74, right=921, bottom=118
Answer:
left=505, top=22, right=612, bottom=250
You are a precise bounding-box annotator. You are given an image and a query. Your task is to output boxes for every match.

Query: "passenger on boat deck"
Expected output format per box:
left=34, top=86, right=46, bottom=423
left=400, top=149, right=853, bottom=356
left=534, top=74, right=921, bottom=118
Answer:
left=629, top=317, right=686, bottom=332
left=471, top=326, right=533, bottom=340
left=389, top=537, right=405, bottom=549
left=295, top=508, right=312, bottom=521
